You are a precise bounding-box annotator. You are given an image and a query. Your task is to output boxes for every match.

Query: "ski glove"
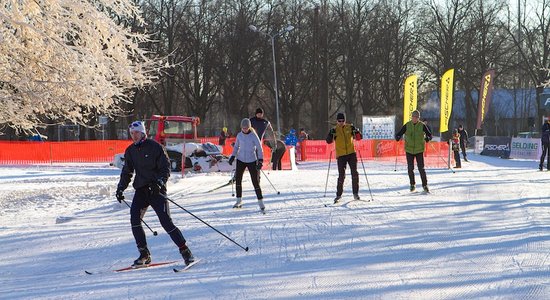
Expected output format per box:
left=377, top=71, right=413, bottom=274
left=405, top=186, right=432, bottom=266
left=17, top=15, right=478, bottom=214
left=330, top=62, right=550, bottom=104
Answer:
left=150, top=178, right=166, bottom=195
left=329, top=128, right=336, bottom=135
left=228, top=156, right=235, bottom=165
left=256, top=159, right=263, bottom=170
left=115, top=189, right=124, bottom=203
left=395, top=135, right=402, bottom=142
left=425, top=137, right=431, bottom=143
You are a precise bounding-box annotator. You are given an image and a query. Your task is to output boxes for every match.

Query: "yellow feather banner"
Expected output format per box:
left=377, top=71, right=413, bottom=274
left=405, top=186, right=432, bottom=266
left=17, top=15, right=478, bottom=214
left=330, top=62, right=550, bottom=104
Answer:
left=439, top=69, right=454, bottom=133
left=403, top=74, right=418, bottom=125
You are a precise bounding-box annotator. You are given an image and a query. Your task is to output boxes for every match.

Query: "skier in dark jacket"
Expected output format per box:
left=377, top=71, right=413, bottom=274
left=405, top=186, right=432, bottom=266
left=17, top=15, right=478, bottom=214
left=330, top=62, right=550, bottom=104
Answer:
left=539, top=117, right=550, bottom=171
left=250, top=108, right=271, bottom=141
left=395, top=110, right=432, bottom=192
left=116, top=121, right=194, bottom=267
left=458, top=124, right=469, bottom=161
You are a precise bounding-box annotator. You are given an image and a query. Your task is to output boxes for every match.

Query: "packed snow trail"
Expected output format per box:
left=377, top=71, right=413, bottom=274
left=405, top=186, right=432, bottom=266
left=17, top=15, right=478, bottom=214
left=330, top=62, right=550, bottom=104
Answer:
left=0, top=154, right=549, bottom=299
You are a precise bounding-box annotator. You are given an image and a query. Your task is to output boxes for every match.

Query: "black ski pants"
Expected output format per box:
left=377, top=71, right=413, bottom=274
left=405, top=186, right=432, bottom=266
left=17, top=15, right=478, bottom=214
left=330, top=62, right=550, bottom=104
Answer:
left=131, top=187, right=186, bottom=250
left=336, top=153, right=359, bottom=197
left=460, top=141, right=467, bottom=159
left=235, top=160, right=263, bottom=199
left=540, top=143, right=550, bottom=170
left=271, top=147, right=285, bottom=170
left=406, top=152, right=428, bottom=187
left=454, top=150, right=461, bottom=167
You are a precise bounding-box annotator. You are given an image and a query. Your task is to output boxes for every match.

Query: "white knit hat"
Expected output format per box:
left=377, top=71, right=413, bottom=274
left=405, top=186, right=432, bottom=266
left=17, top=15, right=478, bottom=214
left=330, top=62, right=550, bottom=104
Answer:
left=128, top=121, right=146, bottom=135
left=241, top=118, right=251, bottom=128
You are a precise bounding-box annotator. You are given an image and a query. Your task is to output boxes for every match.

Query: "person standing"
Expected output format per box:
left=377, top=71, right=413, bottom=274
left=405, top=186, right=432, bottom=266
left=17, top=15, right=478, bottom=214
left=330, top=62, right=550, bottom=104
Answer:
left=228, top=118, right=265, bottom=212
left=539, top=117, right=550, bottom=171
left=452, top=129, right=462, bottom=168
left=250, top=108, right=271, bottom=142
left=395, top=110, right=433, bottom=192
left=219, top=127, right=229, bottom=146
left=458, top=124, right=469, bottom=161
left=326, top=112, right=363, bottom=203
left=116, top=121, right=194, bottom=267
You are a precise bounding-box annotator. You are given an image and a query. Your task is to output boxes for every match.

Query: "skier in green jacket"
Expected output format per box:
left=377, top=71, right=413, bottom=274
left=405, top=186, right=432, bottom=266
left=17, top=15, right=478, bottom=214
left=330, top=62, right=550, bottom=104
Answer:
left=395, top=110, right=433, bottom=192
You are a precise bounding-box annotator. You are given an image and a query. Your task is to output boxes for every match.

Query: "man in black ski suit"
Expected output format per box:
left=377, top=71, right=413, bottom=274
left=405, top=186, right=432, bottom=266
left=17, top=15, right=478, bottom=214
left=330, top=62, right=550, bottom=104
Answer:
left=250, top=108, right=275, bottom=144
left=539, top=117, right=550, bottom=171
left=116, top=121, right=194, bottom=267
left=458, top=124, right=469, bottom=161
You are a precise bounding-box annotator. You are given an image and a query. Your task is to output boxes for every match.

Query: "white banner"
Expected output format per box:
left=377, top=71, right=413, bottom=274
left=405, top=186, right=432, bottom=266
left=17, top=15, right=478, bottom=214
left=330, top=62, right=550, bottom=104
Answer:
left=362, top=115, right=396, bottom=140
left=510, top=138, right=541, bottom=160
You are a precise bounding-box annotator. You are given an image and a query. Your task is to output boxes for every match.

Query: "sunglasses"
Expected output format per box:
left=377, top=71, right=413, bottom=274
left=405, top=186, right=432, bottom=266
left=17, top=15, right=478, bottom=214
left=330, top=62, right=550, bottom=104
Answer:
left=337, top=119, right=345, bottom=123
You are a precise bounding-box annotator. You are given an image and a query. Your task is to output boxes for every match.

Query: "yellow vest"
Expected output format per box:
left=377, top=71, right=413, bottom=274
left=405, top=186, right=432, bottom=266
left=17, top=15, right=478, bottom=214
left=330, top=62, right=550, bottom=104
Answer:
left=333, top=124, right=356, bottom=157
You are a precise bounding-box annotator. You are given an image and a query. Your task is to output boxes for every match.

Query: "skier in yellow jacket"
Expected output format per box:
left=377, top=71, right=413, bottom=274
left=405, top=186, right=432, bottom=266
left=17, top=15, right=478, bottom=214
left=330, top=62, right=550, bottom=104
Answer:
left=326, top=112, right=363, bottom=203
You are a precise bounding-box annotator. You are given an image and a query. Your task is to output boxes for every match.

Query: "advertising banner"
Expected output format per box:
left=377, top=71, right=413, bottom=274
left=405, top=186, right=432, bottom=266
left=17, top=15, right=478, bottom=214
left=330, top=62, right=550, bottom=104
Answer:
left=403, top=74, right=418, bottom=125
left=476, top=70, right=495, bottom=129
left=510, top=138, right=541, bottom=160
left=480, top=136, right=511, bottom=158
left=440, top=69, right=455, bottom=133
left=362, top=116, right=396, bottom=140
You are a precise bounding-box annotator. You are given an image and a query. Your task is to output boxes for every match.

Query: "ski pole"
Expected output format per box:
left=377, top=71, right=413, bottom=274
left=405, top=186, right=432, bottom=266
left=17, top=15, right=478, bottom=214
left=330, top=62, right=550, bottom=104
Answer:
left=357, top=150, right=374, bottom=202
left=429, top=142, right=455, bottom=174
left=324, top=150, right=333, bottom=197
left=394, top=140, right=400, bottom=172
left=260, top=169, right=280, bottom=195
left=230, top=168, right=235, bottom=197
left=166, top=197, right=249, bottom=252
left=121, top=199, right=158, bottom=236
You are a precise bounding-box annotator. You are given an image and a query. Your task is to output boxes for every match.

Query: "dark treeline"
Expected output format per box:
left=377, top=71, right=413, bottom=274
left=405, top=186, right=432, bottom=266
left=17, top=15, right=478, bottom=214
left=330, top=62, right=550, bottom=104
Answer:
left=119, top=0, right=549, bottom=139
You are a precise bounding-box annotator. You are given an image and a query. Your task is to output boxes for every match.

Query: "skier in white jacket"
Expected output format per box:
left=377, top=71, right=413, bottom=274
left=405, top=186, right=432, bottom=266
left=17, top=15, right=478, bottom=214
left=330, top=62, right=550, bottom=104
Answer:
left=228, top=118, right=265, bottom=211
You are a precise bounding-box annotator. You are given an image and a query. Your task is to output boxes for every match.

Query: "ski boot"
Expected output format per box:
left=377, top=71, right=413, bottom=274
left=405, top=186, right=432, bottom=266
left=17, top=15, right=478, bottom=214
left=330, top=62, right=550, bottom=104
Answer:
left=464, top=157, right=469, bottom=162
left=258, top=199, right=265, bottom=213
left=179, top=245, right=195, bottom=266
left=539, top=165, right=544, bottom=171
left=409, top=185, right=416, bottom=192
left=423, top=185, right=430, bottom=193
left=133, top=247, right=151, bottom=266
left=233, top=197, right=242, bottom=208
left=333, top=196, right=341, bottom=204
left=353, top=194, right=361, bottom=200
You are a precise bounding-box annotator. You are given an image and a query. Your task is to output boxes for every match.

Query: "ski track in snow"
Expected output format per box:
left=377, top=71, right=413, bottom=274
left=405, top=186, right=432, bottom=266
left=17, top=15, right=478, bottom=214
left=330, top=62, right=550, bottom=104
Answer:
left=0, top=155, right=549, bottom=299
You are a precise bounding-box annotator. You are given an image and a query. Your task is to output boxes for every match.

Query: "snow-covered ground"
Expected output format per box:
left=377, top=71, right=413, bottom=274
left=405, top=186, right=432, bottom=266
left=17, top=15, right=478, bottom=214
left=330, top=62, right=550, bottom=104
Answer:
left=1, top=153, right=549, bottom=299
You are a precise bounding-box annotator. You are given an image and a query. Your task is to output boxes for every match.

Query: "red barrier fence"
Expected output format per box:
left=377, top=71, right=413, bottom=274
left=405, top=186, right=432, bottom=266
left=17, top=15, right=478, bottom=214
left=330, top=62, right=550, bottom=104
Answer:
left=0, top=139, right=452, bottom=168
left=0, top=140, right=132, bottom=164
left=299, top=140, right=452, bottom=168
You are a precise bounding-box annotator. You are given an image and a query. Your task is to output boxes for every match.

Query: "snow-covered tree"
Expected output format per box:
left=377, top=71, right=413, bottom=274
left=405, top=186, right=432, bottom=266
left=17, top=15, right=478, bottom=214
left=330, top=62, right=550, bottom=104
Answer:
left=0, top=0, right=161, bottom=131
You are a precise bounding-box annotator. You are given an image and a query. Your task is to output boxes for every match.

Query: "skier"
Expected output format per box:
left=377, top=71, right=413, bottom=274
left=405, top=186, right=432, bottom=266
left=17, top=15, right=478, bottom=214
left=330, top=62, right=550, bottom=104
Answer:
left=452, top=128, right=462, bottom=168
left=458, top=124, right=469, bottom=161
left=228, top=118, right=265, bottom=212
left=250, top=108, right=271, bottom=142
left=326, top=112, right=363, bottom=203
left=395, top=110, right=432, bottom=192
left=539, top=117, right=550, bottom=171
left=270, top=139, right=287, bottom=170
left=115, top=121, right=194, bottom=267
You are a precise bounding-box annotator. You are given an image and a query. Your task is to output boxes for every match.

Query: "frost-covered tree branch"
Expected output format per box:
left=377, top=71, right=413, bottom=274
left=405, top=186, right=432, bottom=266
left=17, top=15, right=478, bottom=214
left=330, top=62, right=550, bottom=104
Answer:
left=0, top=0, right=163, bottom=131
